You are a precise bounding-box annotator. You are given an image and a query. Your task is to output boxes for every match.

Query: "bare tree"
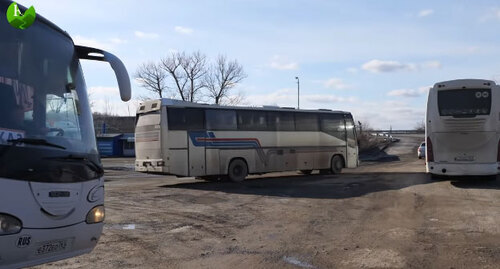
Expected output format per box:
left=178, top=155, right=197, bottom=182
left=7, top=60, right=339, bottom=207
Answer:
left=103, top=97, right=114, bottom=116
left=180, top=51, right=207, bottom=102
left=161, top=52, right=188, bottom=101
left=414, top=120, right=425, bottom=132
left=87, top=90, right=96, bottom=111
left=204, top=55, right=246, bottom=105
left=135, top=62, right=168, bottom=98
left=220, top=90, right=247, bottom=106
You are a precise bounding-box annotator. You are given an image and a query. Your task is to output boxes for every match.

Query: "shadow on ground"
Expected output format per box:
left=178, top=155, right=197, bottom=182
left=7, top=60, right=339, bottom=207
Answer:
left=448, top=176, right=500, bottom=190
left=161, top=172, right=432, bottom=199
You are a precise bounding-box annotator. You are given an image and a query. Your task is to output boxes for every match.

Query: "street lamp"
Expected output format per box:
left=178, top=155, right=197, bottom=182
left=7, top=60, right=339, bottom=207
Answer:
left=295, top=76, right=300, bottom=109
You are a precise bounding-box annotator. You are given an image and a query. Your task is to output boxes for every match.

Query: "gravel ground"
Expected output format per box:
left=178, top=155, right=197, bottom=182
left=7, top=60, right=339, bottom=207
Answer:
left=33, top=134, right=500, bottom=269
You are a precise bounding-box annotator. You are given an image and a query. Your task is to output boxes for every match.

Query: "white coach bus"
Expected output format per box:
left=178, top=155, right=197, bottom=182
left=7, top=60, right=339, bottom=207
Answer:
left=135, top=99, right=359, bottom=182
left=0, top=1, right=131, bottom=267
left=426, top=79, right=499, bottom=177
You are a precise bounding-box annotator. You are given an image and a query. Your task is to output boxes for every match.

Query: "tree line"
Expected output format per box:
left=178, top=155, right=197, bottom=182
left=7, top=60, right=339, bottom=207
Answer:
left=135, top=51, right=246, bottom=105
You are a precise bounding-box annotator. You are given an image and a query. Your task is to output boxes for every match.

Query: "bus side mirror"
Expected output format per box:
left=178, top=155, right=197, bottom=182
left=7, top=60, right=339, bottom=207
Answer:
left=75, top=45, right=131, bottom=102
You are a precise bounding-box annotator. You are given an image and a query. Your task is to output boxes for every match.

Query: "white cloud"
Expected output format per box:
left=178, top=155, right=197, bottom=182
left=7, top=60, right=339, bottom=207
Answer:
left=387, top=86, right=431, bottom=98
left=323, top=78, right=352, bottom=90
left=387, top=89, right=421, bottom=97
left=479, top=8, right=500, bottom=22
left=418, top=9, right=434, bottom=17
left=88, top=86, right=120, bottom=97
left=109, top=38, right=127, bottom=45
left=347, top=67, right=358, bottom=73
left=174, top=26, right=194, bottom=35
left=352, top=100, right=426, bottom=129
left=245, top=88, right=356, bottom=109
left=305, top=95, right=357, bottom=104
left=134, top=31, right=160, bottom=39
left=73, top=35, right=113, bottom=50
left=361, top=59, right=441, bottom=73
left=362, top=60, right=415, bottom=73
left=421, top=61, right=441, bottom=69
left=269, top=56, right=299, bottom=70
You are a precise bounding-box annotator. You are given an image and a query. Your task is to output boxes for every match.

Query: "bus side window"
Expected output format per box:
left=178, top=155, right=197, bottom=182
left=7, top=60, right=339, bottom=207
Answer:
left=185, top=108, right=204, bottom=130
left=295, top=113, right=319, bottom=131
left=267, top=112, right=294, bottom=131
left=320, top=114, right=346, bottom=141
left=237, top=110, right=267, bottom=131
left=167, top=108, right=205, bottom=130
left=167, top=107, right=187, bottom=130
left=206, top=109, right=237, bottom=130
left=345, top=119, right=356, bottom=147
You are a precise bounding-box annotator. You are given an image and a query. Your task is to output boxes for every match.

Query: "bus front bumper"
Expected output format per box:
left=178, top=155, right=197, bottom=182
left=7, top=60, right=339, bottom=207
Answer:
left=135, top=159, right=165, bottom=173
left=0, top=221, right=103, bottom=269
left=427, top=162, right=499, bottom=176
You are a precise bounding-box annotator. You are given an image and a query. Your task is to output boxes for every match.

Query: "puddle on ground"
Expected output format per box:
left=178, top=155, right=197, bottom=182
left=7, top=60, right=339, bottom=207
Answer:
left=283, top=256, right=315, bottom=268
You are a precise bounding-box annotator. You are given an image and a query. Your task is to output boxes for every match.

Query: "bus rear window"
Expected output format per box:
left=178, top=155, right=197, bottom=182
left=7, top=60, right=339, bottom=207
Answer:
left=438, top=89, right=491, bottom=117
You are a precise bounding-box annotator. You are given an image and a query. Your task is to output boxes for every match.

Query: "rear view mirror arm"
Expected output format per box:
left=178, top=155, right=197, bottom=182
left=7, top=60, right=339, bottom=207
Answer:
left=75, top=45, right=131, bottom=102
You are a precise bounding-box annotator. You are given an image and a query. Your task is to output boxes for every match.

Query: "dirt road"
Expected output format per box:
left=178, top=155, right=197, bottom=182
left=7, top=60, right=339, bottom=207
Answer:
left=34, top=135, right=500, bottom=268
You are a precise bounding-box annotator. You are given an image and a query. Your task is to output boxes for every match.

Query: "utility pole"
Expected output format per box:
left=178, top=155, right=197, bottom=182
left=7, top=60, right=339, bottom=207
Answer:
left=295, top=76, right=300, bottom=109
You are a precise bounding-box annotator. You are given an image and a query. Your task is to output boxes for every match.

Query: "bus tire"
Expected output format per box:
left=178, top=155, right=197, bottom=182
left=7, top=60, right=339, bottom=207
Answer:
left=228, top=159, right=248, bottom=182
left=331, top=155, right=344, bottom=174
left=300, top=170, right=313, bottom=175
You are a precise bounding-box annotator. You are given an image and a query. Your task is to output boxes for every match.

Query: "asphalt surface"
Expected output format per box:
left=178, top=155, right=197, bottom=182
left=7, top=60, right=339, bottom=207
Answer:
left=33, top=134, right=500, bottom=269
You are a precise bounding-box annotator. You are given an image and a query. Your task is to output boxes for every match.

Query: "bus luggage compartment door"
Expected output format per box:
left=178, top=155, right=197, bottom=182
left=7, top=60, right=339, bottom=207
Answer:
left=188, top=131, right=206, bottom=176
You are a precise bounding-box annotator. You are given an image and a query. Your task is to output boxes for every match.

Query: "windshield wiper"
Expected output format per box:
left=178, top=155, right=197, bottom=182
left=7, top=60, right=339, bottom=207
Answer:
left=47, top=154, right=104, bottom=175
left=8, top=138, right=66, bottom=150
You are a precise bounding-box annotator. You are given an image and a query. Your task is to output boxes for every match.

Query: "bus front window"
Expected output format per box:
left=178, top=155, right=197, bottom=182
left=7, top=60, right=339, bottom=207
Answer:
left=0, top=13, right=100, bottom=183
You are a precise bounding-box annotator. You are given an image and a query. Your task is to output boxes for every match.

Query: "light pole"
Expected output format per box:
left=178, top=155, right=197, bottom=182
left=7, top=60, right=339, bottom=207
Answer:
left=295, top=76, right=300, bottom=109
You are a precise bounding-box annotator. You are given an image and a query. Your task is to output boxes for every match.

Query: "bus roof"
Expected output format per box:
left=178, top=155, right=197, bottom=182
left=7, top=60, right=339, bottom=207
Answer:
left=432, top=79, right=496, bottom=89
left=1, top=1, right=72, bottom=41
left=137, top=98, right=352, bottom=116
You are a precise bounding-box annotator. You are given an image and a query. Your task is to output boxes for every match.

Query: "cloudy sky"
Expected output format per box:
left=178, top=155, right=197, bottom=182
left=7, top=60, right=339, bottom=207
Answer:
left=20, top=0, right=500, bottom=129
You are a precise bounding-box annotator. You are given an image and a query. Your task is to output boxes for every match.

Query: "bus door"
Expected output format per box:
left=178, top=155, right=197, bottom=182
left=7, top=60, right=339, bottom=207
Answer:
left=345, top=118, right=358, bottom=168
left=186, top=108, right=206, bottom=177
left=188, top=131, right=206, bottom=176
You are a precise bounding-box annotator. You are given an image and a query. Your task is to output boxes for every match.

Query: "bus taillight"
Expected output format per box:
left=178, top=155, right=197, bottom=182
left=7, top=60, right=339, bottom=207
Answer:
left=426, top=137, right=434, bottom=162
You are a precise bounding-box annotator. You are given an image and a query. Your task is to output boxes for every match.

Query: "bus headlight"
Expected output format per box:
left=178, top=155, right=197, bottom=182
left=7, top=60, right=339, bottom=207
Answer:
left=0, top=214, right=22, bottom=235
left=86, top=205, right=105, bottom=224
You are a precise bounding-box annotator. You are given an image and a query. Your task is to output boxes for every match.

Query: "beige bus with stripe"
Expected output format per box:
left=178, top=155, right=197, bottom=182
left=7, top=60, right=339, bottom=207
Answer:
left=135, top=99, right=358, bottom=182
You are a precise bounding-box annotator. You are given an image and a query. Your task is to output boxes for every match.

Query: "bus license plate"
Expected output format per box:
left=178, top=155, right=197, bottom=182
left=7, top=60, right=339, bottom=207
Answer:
left=35, top=238, right=72, bottom=255
left=455, top=156, right=474, bottom=161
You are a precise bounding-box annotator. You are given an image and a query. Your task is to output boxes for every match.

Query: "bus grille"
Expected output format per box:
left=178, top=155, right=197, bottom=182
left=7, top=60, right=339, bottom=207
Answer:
left=443, top=118, right=486, bottom=131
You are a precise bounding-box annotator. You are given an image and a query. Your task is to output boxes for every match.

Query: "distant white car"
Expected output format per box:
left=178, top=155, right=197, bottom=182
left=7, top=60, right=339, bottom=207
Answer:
left=418, top=142, right=426, bottom=159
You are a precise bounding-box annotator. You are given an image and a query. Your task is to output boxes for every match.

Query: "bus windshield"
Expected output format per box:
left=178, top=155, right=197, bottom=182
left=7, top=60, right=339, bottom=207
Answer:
left=438, top=89, right=491, bottom=117
left=0, top=14, right=100, bottom=183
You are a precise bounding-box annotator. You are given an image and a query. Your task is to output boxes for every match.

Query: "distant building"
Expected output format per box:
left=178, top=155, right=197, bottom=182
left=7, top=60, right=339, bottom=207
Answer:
left=93, top=114, right=136, bottom=157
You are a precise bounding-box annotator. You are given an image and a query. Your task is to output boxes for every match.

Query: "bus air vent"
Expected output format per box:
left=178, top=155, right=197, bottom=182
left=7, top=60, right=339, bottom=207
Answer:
left=443, top=118, right=486, bottom=131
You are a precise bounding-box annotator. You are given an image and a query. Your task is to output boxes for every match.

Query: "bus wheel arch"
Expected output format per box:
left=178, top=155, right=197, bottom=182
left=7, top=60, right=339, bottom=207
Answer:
left=330, top=154, right=345, bottom=174
left=227, top=158, right=248, bottom=182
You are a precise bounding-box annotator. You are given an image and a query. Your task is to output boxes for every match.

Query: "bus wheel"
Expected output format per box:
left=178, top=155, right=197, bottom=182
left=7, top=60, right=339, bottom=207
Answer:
left=228, top=159, right=248, bottom=182
left=331, top=155, right=344, bottom=174
left=300, top=170, right=313, bottom=175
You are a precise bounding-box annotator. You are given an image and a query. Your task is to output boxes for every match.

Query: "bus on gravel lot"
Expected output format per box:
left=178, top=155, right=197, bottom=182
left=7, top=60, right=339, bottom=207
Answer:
left=135, top=99, right=358, bottom=182
left=426, top=79, right=499, bottom=177
left=0, top=1, right=131, bottom=267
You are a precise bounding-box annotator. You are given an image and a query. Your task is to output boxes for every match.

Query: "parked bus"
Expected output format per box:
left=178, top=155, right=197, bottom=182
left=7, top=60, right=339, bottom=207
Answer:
left=426, top=79, right=499, bottom=177
left=135, top=99, right=358, bottom=182
left=0, top=1, right=131, bottom=267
